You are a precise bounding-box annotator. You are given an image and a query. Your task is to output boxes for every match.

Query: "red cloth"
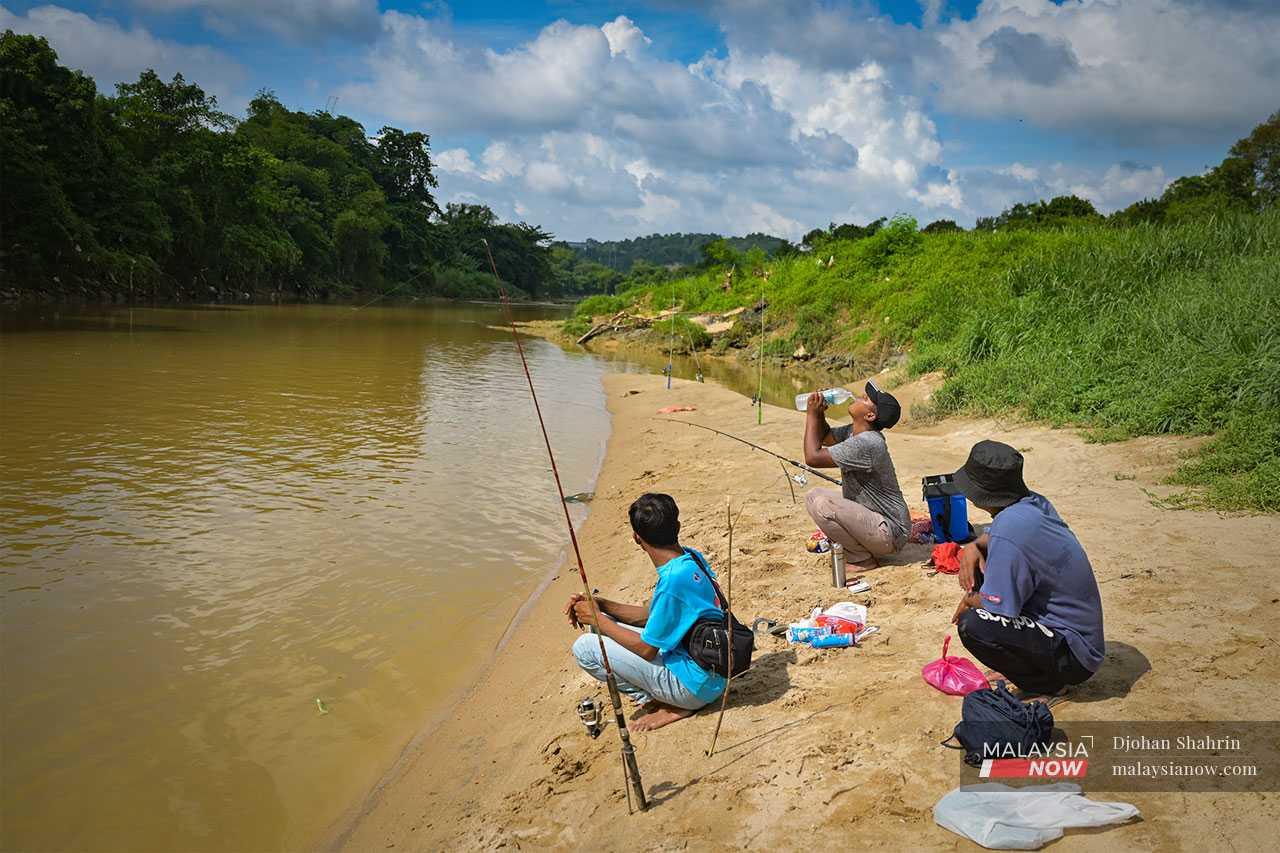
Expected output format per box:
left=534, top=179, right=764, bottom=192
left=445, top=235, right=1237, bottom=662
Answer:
left=931, top=542, right=962, bottom=575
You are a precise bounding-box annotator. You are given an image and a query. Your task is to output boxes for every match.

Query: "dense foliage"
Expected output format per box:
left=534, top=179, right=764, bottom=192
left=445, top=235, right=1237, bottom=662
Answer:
left=0, top=32, right=556, bottom=301
left=567, top=231, right=789, bottom=272
left=569, top=112, right=1280, bottom=512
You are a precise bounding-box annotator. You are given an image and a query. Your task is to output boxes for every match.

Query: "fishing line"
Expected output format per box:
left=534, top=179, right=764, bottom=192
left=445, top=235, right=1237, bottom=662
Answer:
left=667, top=285, right=675, bottom=390
left=482, top=239, right=648, bottom=813
left=658, top=418, right=843, bottom=486
left=683, top=331, right=704, bottom=382
left=756, top=272, right=766, bottom=425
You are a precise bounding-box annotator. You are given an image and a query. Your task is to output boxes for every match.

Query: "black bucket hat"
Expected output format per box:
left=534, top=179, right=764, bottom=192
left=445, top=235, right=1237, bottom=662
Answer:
left=952, top=440, right=1031, bottom=509
left=864, top=380, right=901, bottom=430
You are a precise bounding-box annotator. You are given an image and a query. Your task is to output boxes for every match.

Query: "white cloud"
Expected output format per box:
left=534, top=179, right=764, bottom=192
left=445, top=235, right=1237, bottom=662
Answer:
left=0, top=4, right=245, bottom=104
left=135, top=0, right=379, bottom=41
left=704, top=0, right=1278, bottom=143
left=343, top=3, right=1274, bottom=238
left=601, top=15, right=650, bottom=58
left=916, top=159, right=1173, bottom=223
left=927, top=0, right=1279, bottom=141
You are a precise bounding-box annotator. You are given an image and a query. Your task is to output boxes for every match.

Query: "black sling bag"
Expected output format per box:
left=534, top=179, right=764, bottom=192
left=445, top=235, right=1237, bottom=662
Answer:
left=680, top=550, right=754, bottom=678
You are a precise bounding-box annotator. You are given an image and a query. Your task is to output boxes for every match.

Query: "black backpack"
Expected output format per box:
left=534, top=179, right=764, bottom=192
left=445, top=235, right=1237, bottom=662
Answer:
left=942, top=682, right=1054, bottom=766
left=680, top=551, right=754, bottom=678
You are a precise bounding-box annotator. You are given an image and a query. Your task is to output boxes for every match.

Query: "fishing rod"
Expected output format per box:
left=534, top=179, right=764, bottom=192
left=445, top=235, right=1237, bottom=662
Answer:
left=659, top=419, right=843, bottom=487
left=483, top=239, right=648, bottom=813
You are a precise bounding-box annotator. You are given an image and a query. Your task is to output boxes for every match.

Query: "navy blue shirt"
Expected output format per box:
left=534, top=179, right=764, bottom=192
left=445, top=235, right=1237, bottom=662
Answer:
left=979, top=493, right=1105, bottom=671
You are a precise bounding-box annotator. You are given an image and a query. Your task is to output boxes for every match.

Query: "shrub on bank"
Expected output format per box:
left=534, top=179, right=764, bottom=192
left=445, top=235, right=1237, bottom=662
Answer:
left=599, top=210, right=1280, bottom=512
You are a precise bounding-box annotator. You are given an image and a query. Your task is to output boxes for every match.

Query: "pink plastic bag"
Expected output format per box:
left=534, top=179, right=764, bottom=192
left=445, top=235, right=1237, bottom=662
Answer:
left=922, top=635, right=990, bottom=696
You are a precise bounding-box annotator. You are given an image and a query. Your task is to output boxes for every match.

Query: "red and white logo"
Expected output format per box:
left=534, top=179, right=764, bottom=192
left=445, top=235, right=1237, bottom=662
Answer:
left=979, top=758, right=1089, bottom=779
left=981, top=592, right=1002, bottom=604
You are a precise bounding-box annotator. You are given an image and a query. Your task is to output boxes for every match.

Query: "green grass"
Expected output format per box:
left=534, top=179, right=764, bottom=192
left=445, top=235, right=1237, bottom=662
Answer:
left=592, top=211, right=1280, bottom=512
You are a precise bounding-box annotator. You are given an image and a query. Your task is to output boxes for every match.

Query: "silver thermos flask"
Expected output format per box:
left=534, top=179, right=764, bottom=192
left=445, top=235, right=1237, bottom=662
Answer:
left=831, top=542, right=846, bottom=587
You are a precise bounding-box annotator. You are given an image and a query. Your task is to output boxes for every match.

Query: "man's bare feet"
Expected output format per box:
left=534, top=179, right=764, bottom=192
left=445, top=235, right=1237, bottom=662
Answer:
left=851, top=557, right=879, bottom=571
left=632, top=701, right=693, bottom=732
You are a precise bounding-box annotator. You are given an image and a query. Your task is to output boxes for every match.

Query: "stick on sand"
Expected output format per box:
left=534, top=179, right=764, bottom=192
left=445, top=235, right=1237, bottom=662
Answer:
left=706, top=496, right=746, bottom=757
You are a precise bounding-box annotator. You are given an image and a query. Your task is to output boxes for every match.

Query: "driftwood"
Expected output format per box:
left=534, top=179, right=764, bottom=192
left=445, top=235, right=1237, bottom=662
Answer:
left=576, top=310, right=652, bottom=346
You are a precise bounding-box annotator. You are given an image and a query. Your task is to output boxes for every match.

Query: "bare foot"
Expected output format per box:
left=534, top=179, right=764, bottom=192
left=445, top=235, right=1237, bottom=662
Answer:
left=632, top=701, right=693, bottom=732
left=984, top=670, right=1008, bottom=682
left=851, top=558, right=879, bottom=571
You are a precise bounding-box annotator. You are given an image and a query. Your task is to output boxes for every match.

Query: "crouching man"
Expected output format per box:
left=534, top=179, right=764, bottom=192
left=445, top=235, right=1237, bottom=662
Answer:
left=567, top=493, right=726, bottom=732
left=950, top=440, right=1105, bottom=699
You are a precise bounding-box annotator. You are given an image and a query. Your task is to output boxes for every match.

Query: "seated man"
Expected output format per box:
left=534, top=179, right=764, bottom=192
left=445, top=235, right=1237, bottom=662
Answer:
left=566, top=493, right=726, bottom=732
left=950, top=440, right=1105, bottom=699
left=802, top=381, right=911, bottom=569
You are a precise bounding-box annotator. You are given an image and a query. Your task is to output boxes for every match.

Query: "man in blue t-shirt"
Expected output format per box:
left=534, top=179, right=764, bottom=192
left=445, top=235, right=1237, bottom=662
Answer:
left=949, top=441, right=1105, bottom=698
left=567, top=493, right=726, bottom=731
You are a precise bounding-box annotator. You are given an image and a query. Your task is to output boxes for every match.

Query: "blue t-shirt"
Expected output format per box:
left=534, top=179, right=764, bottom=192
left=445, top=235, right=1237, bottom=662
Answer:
left=979, top=493, right=1106, bottom=672
left=640, top=548, right=728, bottom=703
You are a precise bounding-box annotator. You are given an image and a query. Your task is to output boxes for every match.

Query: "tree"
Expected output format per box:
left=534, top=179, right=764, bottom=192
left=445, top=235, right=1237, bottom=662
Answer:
left=801, top=227, right=827, bottom=248
left=976, top=195, right=1101, bottom=231
left=1228, top=109, right=1280, bottom=210
left=373, top=126, right=439, bottom=212
left=922, top=219, right=962, bottom=234
left=700, top=237, right=740, bottom=268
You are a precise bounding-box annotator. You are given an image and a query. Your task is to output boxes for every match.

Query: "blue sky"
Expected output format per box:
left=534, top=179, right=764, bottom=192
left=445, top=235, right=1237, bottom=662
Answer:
left=3, top=1, right=1277, bottom=240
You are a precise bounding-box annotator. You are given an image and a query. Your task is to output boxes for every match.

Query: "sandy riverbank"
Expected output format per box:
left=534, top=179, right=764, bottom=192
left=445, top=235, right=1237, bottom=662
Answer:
left=333, top=373, right=1279, bottom=851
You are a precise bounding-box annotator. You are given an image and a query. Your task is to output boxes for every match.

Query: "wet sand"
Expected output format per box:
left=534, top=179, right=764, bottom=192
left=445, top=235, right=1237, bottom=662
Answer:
left=334, top=373, right=1280, bottom=851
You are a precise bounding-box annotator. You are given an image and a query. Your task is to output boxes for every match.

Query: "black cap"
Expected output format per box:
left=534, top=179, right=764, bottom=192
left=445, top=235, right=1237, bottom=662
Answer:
left=952, top=440, right=1031, bottom=509
left=864, top=380, right=901, bottom=430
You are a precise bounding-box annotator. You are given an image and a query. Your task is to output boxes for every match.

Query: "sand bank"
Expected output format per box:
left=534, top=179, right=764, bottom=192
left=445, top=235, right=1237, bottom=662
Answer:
left=334, top=374, right=1279, bottom=851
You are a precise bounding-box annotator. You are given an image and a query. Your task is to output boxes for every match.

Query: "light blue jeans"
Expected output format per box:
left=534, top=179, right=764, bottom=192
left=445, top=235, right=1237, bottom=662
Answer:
left=572, top=624, right=706, bottom=710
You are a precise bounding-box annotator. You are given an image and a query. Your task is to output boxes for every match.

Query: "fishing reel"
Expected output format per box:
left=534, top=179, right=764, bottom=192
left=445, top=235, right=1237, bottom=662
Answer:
left=576, top=697, right=603, bottom=738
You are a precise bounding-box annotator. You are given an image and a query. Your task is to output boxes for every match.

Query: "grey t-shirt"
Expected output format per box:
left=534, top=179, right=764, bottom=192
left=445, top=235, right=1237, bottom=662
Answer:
left=827, top=425, right=910, bottom=545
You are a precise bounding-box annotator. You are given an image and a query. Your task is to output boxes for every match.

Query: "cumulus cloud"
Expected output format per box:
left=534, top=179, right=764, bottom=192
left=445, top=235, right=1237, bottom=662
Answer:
left=929, top=0, right=1280, bottom=141
left=702, top=0, right=1279, bottom=143
left=339, top=10, right=963, bottom=238
left=135, top=0, right=380, bottom=41
left=980, top=25, right=1079, bottom=87
left=918, top=160, right=1172, bottom=224
left=0, top=4, right=245, bottom=103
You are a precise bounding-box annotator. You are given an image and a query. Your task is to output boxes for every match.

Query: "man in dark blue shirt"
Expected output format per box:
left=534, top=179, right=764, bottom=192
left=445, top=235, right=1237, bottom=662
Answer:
left=949, top=441, right=1105, bottom=698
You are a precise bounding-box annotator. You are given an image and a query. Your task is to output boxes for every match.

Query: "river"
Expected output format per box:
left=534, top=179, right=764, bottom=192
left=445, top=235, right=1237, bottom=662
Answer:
left=0, top=302, right=839, bottom=851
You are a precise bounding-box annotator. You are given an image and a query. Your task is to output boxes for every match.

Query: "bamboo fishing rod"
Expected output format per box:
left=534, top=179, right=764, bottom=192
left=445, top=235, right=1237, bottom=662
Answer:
left=482, top=239, right=648, bottom=813
left=658, top=418, right=843, bottom=486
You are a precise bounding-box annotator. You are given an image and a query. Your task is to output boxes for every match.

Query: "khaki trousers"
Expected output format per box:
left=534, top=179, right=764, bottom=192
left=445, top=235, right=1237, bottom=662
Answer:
left=805, top=487, right=896, bottom=563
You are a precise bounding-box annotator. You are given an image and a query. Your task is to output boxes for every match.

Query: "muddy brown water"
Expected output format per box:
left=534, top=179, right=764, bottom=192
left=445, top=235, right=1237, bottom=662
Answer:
left=0, top=303, right=846, bottom=852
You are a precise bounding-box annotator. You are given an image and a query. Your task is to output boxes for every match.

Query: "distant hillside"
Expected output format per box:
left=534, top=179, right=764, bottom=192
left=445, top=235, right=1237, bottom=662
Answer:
left=566, top=232, right=788, bottom=272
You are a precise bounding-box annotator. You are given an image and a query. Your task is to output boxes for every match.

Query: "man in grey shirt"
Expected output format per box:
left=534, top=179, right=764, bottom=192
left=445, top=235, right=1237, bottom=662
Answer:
left=802, top=381, right=911, bottom=569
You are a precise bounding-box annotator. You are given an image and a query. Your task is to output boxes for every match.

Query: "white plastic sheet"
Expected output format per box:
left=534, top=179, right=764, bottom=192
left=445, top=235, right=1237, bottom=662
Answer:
left=933, top=782, right=1139, bottom=850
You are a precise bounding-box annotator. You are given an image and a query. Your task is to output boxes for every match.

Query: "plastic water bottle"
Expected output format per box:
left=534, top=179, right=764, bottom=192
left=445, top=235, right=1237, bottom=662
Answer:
left=794, top=387, right=854, bottom=411
left=810, top=633, right=855, bottom=649
left=787, top=625, right=831, bottom=644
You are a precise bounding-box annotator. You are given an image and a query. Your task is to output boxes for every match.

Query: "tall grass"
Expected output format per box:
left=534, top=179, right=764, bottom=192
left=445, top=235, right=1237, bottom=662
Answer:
left=579, top=211, right=1280, bottom=512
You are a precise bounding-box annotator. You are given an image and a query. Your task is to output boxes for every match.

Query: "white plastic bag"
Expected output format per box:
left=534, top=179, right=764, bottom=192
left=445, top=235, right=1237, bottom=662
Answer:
left=933, top=783, right=1139, bottom=850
